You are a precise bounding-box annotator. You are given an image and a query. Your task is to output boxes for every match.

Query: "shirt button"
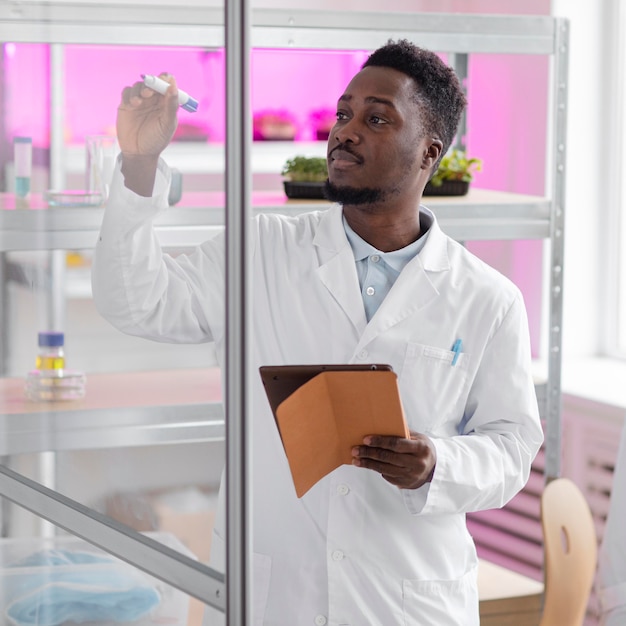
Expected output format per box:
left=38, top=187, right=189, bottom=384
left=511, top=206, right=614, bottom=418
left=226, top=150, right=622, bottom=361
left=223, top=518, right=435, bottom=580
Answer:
left=337, top=484, right=350, bottom=495
left=332, top=550, right=345, bottom=561
left=314, top=616, right=327, bottom=626
left=370, top=254, right=380, bottom=263
left=357, top=350, right=368, bottom=360
left=365, top=286, right=375, bottom=296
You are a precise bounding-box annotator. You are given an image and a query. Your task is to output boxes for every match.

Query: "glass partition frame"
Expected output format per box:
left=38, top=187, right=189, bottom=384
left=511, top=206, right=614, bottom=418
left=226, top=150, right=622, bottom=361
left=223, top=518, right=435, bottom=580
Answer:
left=0, top=7, right=569, bottom=626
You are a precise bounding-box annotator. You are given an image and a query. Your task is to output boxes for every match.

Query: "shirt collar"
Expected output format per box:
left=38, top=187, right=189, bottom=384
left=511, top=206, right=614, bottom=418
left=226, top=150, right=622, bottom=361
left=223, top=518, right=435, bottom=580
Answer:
left=343, top=209, right=433, bottom=271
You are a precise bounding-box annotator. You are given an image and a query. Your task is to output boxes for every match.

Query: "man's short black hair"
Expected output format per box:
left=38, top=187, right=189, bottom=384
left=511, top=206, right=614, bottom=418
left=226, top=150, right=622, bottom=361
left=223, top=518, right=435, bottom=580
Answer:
left=363, top=39, right=467, bottom=168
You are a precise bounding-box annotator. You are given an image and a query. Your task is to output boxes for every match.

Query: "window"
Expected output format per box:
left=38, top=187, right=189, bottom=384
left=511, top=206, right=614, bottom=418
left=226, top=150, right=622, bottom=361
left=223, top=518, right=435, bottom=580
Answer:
left=616, top=2, right=626, bottom=355
left=606, top=1, right=626, bottom=357
left=558, top=0, right=626, bottom=362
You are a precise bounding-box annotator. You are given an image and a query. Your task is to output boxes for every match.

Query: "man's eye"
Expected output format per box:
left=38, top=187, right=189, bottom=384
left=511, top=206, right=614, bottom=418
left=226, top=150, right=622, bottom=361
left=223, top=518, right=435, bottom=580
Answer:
left=370, top=116, right=385, bottom=124
left=336, top=111, right=348, bottom=121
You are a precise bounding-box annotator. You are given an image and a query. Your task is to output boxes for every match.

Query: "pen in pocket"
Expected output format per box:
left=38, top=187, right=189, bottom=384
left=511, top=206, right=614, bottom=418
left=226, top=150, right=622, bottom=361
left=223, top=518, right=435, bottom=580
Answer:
left=451, top=339, right=463, bottom=366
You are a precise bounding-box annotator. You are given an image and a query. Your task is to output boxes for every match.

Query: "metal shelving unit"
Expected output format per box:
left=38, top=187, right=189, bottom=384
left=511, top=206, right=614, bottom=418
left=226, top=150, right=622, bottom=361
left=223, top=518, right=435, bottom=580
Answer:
left=0, top=188, right=552, bottom=250
left=0, top=5, right=568, bottom=622
left=0, top=369, right=225, bottom=455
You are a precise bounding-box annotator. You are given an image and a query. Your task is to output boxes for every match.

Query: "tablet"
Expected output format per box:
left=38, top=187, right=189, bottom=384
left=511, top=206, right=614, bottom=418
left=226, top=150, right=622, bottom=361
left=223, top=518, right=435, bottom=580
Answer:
left=259, top=363, right=393, bottom=419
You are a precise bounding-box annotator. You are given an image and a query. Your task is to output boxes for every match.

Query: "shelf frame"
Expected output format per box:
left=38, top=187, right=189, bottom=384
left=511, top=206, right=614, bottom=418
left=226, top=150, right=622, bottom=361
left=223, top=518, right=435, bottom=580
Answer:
left=2, top=6, right=558, bottom=53
left=0, top=8, right=568, bottom=622
left=0, top=189, right=552, bottom=251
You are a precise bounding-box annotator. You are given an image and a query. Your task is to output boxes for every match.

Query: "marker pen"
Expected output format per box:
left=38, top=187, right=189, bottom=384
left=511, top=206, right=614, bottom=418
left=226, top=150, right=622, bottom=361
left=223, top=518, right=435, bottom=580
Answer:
left=141, top=74, right=198, bottom=113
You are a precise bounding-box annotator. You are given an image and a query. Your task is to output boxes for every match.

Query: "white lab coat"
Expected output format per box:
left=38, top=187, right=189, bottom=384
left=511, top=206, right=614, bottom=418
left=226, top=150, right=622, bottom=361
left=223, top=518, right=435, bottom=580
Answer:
left=92, top=161, right=543, bottom=626
left=597, top=421, right=626, bottom=625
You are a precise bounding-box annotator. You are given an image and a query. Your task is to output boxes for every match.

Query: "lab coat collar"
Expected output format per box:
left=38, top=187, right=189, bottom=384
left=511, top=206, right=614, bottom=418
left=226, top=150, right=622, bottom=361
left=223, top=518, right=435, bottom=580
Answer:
left=415, top=205, right=450, bottom=273
left=314, top=205, right=368, bottom=334
left=312, top=205, right=451, bottom=344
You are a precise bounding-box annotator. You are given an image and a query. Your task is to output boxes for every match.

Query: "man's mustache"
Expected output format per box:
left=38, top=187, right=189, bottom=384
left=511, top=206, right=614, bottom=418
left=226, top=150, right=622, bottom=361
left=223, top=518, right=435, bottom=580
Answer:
left=329, top=144, right=363, bottom=162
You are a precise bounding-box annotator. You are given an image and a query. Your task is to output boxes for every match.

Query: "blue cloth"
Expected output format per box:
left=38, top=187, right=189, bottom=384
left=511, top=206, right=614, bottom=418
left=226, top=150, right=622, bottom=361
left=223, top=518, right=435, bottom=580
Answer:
left=5, top=548, right=161, bottom=626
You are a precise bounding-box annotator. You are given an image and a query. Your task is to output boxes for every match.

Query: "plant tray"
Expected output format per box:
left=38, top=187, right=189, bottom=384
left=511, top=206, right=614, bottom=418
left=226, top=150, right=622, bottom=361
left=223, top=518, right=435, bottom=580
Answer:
left=423, top=179, right=469, bottom=197
left=283, top=181, right=327, bottom=200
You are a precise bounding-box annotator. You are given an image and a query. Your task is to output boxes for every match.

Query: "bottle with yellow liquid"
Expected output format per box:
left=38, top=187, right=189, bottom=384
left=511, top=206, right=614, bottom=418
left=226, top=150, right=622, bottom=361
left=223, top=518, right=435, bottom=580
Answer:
left=35, top=331, right=65, bottom=370
left=25, top=332, right=86, bottom=401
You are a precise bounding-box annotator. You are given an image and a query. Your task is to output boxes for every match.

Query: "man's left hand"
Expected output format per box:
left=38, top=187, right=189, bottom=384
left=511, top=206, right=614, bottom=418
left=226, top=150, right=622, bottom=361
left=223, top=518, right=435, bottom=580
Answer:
left=351, top=431, right=436, bottom=489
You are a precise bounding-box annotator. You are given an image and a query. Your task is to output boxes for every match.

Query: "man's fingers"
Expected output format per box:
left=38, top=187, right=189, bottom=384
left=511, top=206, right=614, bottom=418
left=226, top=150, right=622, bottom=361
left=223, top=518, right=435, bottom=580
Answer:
left=365, top=434, right=420, bottom=450
left=120, top=82, right=156, bottom=108
left=120, top=85, right=135, bottom=106
left=351, top=432, right=437, bottom=490
left=352, top=444, right=405, bottom=468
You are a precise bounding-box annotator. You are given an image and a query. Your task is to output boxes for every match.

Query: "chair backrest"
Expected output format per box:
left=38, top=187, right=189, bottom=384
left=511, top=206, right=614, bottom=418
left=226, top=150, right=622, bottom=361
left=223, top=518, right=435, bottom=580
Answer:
left=539, top=477, right=598, bottom=626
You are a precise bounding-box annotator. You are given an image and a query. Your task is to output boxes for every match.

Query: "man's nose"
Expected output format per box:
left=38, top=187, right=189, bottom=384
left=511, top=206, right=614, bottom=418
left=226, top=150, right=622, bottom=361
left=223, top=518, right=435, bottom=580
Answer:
left=333, top=119, right=361, bottom=144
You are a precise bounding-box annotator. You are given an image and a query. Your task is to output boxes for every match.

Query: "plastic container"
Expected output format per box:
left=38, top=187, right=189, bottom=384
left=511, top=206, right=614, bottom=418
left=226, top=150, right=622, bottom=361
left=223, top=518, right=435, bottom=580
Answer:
left=283, top=180, right=327, bottom=199
left=0, top=532, right=193, bottom=626
left=422, top=179, right=470, bottom=196
left=13, top=137, right=32, bottom=199
left=25, top=332, right=86, bottom=402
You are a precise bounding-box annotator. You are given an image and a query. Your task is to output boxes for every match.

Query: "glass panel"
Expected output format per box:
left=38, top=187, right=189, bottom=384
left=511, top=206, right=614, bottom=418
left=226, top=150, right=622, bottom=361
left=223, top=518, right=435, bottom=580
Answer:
left=1, top=5, right=228, bottom=624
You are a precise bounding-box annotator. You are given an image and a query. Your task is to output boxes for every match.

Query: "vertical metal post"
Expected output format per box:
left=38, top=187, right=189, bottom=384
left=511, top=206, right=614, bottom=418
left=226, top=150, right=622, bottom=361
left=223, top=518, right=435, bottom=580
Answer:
left=34, top=43, right=67, bottom=538
left=225, top=0, right=252, bottom=624
left=0, top=44, right=7, bottom=193
left=544, top=19, right=569, bottom=481
left=449, top=52, right=468, bottom=151
left=1, top=46, right=10, bottom=376
left=0, top=254, right=8, bottom=376
left=48, top=43, right=66, bottom=332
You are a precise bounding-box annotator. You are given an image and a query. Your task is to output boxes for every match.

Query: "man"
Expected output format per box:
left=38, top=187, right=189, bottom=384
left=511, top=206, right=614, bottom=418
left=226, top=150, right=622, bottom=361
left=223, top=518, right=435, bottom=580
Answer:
left=92, top=40, right=543, bottom=625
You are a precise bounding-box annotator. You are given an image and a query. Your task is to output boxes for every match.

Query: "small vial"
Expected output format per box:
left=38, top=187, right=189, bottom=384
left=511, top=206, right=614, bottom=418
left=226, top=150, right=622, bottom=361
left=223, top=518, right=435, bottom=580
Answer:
left=14, top=136, right=32, bottom=198
left=25, top=332, right=86, bottom=402
left=35, top=331, right=65, bottom=371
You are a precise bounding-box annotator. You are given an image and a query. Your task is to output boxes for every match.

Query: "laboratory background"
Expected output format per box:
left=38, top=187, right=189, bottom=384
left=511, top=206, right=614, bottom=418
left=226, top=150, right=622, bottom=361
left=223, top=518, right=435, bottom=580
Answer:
left=0, top=0, right=625, bottom=625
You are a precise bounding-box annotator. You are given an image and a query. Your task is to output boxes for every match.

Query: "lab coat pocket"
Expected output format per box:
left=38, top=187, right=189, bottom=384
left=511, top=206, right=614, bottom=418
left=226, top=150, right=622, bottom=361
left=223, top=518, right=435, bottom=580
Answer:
left=402, top=569, right=478, bottom=626
left=209, top=530, right=272, bottom=625
left=399, top=342, right=470, bottom=433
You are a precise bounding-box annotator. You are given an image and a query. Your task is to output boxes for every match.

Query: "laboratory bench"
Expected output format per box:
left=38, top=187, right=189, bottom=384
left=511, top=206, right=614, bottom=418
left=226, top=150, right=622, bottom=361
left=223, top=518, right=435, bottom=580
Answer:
left=0, top=368, right=224, bottom=456
left=478, top=559, right=544, bottom=625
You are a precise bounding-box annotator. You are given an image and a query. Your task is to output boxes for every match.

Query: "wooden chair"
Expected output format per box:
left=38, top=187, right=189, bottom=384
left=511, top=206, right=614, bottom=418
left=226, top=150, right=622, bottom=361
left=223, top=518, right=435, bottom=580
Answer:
left=539, top=477, right=598, bottom=626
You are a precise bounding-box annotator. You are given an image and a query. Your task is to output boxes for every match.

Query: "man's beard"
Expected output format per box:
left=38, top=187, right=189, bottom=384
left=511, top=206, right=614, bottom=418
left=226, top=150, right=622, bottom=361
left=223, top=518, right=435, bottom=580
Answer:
left=324, top=180, right=384, bottom=206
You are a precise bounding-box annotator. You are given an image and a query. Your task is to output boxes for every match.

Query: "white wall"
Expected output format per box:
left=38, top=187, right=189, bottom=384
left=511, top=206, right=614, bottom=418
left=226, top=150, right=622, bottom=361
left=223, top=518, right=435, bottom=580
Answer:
left=551, top=0, right=612, bottom=358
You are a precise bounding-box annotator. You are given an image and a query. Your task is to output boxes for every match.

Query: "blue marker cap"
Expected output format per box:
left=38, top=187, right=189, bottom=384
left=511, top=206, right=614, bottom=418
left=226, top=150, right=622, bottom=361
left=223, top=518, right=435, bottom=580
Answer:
left=182, top=97, right=199, bottom=113
left=38, top=331, right=64, bottom=347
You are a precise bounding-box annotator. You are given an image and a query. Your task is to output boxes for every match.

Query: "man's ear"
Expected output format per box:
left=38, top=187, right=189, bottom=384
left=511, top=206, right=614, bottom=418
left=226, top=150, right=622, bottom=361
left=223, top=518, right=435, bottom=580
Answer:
left=421, top=139, right=444, bottom=171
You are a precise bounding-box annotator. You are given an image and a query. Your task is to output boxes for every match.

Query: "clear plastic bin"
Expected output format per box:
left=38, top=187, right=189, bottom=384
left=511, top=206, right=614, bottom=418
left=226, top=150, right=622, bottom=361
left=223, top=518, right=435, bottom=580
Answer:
left=0, top=532, right=193, bottom=626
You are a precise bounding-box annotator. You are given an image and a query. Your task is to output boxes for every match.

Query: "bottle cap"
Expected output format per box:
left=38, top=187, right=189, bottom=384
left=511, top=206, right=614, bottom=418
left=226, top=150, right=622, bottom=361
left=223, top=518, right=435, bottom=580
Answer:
left=38, top=331, right=64, bottom=347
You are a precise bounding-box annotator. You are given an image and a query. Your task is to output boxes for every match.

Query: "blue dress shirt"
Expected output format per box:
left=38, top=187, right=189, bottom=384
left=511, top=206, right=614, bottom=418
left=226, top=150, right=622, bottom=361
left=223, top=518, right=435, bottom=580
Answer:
left=343, top=209, right=433, bottom=322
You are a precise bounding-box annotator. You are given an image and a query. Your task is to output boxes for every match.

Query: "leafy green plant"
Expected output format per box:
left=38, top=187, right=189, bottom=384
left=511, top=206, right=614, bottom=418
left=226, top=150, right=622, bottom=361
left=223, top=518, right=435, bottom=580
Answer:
left=429, top=149, right=482, bottom=187
left=281, top=156, right=328, bottom=182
